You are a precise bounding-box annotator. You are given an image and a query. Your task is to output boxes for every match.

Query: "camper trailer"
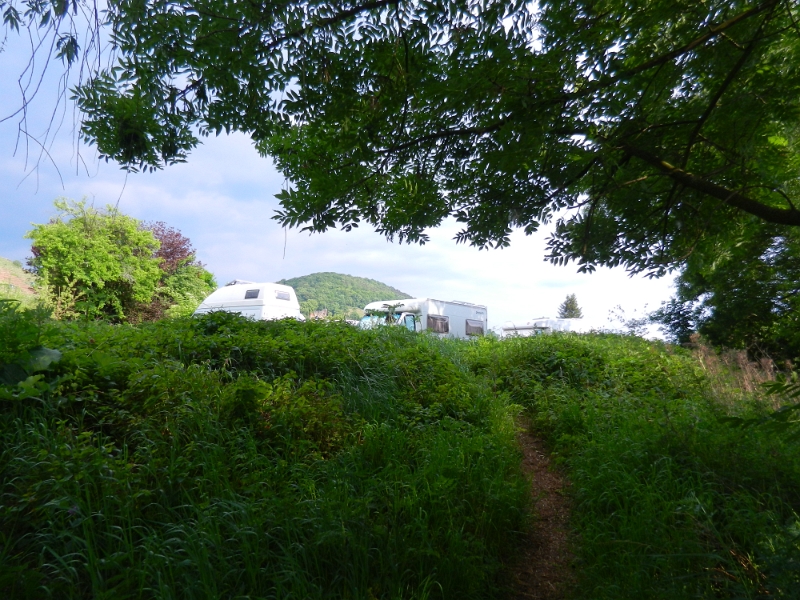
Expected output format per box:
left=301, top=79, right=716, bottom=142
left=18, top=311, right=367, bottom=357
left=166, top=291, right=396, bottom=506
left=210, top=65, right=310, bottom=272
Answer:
left=501, top=317, right=588, bottom=337
left=193, top=280, right=305, bottom=321
left=359, top=298, right=487, bottom=339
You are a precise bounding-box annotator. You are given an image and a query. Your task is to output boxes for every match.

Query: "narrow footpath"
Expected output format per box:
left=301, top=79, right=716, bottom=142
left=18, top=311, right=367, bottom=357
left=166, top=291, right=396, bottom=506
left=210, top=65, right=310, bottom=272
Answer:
left=508, top=422, right=575, bottom=599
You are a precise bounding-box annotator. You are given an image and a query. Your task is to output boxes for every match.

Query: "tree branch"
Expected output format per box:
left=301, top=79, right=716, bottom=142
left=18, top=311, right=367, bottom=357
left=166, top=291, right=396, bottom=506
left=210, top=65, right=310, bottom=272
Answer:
left=262, top=0, right=400, bottom=53
left=618, top=141, right=800, bottom=226
left=376, top=121, right=507, bottom=156
left=566, top=0, right=779, bottom=101
left=681, top=3, right=774, bottom=167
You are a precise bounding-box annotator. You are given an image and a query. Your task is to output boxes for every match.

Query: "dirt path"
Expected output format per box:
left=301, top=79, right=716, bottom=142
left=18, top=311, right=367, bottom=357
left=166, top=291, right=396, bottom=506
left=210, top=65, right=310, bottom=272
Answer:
left=507, top=421, right=575, bottom=599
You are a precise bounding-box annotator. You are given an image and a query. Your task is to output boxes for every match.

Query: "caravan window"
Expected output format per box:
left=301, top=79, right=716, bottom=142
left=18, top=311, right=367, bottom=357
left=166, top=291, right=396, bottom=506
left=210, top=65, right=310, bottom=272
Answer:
left=244, top=289, right=260, bottom=299
left=465, top=319, right=484, bottom=336
left=275, top=290, right=291, bottom=301
left=427, top=314, right=449, bottom=334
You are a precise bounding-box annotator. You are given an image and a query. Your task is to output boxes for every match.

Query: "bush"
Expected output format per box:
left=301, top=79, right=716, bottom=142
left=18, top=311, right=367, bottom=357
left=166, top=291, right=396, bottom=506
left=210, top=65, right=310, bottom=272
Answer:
left=0, top=311, right=526, bottom=599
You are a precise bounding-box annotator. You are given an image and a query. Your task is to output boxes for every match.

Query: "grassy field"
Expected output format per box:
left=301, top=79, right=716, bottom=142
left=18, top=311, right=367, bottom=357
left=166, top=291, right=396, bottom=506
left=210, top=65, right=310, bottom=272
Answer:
left=1, top=301, right=799, bottom=598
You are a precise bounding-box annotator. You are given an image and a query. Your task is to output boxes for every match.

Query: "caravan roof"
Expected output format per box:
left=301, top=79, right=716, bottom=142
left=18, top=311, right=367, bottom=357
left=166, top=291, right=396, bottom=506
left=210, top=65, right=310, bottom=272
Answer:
left=194, top=282, right=304, bottom=320
left=364, top=298, right=486, bottom=314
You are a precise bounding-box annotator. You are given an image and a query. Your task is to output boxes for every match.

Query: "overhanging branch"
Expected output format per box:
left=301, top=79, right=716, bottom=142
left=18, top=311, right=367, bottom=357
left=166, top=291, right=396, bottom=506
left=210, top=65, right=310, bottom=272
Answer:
left=618, top=141, right=800, bottom=226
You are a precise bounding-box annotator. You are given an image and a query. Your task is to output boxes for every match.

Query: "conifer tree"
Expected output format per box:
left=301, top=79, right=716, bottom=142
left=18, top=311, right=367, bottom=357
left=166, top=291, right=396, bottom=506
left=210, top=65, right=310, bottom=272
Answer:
left=557, top=294, right=583, bottom=319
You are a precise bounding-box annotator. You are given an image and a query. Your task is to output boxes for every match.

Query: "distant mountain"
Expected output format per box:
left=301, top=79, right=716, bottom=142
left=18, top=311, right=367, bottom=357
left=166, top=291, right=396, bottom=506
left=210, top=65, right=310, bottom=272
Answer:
left=277, top=272, right=412, bottom=319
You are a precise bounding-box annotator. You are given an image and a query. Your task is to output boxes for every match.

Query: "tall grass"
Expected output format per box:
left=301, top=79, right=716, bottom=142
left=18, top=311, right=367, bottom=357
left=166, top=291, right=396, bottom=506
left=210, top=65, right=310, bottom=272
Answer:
left=5, top=301, right=799, bottom=598
left=465, top=333, right=800, bottom=598
left=0, top=308, right=527, bottom=599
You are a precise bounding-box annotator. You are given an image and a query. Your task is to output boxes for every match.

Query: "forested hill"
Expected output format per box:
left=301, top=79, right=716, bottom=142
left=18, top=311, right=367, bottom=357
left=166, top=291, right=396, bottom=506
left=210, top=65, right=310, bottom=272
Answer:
left=277, top=272, right=411, bottom=319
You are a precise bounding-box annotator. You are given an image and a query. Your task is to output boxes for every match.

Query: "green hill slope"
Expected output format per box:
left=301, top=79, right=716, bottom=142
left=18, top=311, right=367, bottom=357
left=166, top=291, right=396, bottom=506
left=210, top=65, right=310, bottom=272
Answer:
left=277, top=272, right=412, bottom=319
left=0, top=256, right=37, bottom=306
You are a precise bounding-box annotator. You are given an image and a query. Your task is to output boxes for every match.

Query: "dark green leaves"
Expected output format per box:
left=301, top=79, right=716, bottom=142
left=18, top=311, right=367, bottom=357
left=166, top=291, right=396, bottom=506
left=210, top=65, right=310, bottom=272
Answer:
left=7, top=0, right=800, bottom=273
left=55, top=33, right=79, bottom=65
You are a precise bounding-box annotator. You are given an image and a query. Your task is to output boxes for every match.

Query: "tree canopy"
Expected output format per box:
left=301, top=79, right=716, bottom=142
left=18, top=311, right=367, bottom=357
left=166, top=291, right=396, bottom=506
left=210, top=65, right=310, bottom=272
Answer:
left=557, top=294, right=583, bottom=319
left=25, top=200, right=216, bottom=321
left=5, top=0, right=800, bottom=275
left=653, top=222, right=800, bottom=361
left=26, top=200, right=163, bottom=320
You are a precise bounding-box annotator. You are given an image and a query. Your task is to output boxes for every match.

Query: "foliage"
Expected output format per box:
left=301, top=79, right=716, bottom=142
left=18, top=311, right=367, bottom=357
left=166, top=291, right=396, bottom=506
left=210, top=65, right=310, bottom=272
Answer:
left=23, top=201, right=215, bottom=323
left=160, top=264, right=217, bottom=318
left=6, top=0, right=800, bottom=274
left=25, top=199, right=162, bottom=321
left=3, top=297, right=800, bottom=597
left=136, top=221, right=217, bottom=321
left=557, top=293, right=583, bottom=319
left=653, top=222, right=800, bottom=361
left=278, top=272, right=411, bottom=319
left=144, top=220, right=202, bottom=275
left=0, top=299, right=60, bottom=401
left=0, top=310, right=527, bottom=599
left=466, top=333, right=800, bottom=598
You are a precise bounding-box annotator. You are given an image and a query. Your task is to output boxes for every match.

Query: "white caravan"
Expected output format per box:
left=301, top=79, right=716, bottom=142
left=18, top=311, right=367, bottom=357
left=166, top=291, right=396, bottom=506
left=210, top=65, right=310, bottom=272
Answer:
left=501, top=317, right=588, bottom=338
left=360, top=298, right=487, bottom=339
left=194, top=280, right=305, bottom=321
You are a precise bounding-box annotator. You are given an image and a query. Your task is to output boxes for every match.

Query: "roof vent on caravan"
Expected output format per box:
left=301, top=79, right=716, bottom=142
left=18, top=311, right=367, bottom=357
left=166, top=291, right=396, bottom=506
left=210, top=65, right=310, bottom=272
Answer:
left=226, top=279, right=255, bottom=286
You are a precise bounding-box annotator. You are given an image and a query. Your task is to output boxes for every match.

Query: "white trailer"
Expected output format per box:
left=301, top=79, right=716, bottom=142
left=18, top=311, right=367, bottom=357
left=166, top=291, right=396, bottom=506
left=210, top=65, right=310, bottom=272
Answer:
left=359, top=298, right=487, bottom=339
left=501, top=317, right=588, bottom=337
left=194, top=280, right=305, bottom=321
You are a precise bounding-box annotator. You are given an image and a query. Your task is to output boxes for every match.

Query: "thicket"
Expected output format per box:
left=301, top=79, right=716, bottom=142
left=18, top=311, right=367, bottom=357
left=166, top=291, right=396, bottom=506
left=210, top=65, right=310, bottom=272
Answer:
left=652, top=223, right=800, bottom=363
left=0, top=300, right=526, bottom=599
left=466, top=334, right=800, bottom=598
left=3, top=300, right=799, bottom=599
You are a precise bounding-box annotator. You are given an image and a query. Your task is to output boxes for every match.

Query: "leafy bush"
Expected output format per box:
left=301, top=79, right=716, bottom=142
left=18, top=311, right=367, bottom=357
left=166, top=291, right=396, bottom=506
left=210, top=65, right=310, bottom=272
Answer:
left=0, top=310, right=526, bottom=599
left=26, top=199, right=162, bottom=320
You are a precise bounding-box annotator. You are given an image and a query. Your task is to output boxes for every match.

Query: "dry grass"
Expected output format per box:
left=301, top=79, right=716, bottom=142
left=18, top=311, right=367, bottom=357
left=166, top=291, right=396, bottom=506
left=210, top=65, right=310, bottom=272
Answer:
left=687, top=333, right=791, bottom=410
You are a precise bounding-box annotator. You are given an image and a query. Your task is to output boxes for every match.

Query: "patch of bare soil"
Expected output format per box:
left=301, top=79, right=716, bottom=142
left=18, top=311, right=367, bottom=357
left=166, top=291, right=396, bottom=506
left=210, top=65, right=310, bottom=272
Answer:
left=507, top=420, right=575, bottom=600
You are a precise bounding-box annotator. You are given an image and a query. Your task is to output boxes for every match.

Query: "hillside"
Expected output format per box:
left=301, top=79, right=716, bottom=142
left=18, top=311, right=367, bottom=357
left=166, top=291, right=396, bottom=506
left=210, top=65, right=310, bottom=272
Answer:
left=277, top=272, right=411, bottom=319
left=0, top=256, right=36, bottom=305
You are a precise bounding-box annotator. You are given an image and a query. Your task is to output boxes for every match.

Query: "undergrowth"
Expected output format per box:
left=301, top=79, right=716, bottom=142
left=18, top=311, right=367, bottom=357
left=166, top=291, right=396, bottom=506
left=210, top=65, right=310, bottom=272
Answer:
left=3, top=298, right=799, bottom=599
left=0, top=302, right=526, bottom=599
left=465, top=333, right=800, bottom=598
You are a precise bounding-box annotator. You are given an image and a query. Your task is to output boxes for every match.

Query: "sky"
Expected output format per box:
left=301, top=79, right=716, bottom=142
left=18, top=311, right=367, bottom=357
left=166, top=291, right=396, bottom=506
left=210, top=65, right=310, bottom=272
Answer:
left=0, top=32, right=676, bottom=335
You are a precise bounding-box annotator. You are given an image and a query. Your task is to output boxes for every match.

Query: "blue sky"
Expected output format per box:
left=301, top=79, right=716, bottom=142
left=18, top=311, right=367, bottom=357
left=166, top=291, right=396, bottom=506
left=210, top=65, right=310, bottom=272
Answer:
left=0, top=33, right=676, bottom=333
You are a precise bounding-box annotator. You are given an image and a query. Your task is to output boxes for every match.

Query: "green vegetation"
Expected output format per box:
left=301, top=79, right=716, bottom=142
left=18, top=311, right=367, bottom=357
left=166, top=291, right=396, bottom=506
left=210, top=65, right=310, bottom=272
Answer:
left=278, top=272, right=411, bottom=319
left=557, top=294, right=583, bottom=319
left=25, top=200, right=215, bottom=323
left=654, top=223, right=800, bottom=363
left=11, top=1, right=800, bottom=276
left=136, top=221, right=217, bottom=321
left=2, top=299, right=799, bottom=598
left=466, top=334, right=800, bottom=598
left=26, top=199, right=163, bottom=320
left=0, top=301, right=526, bottom=599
